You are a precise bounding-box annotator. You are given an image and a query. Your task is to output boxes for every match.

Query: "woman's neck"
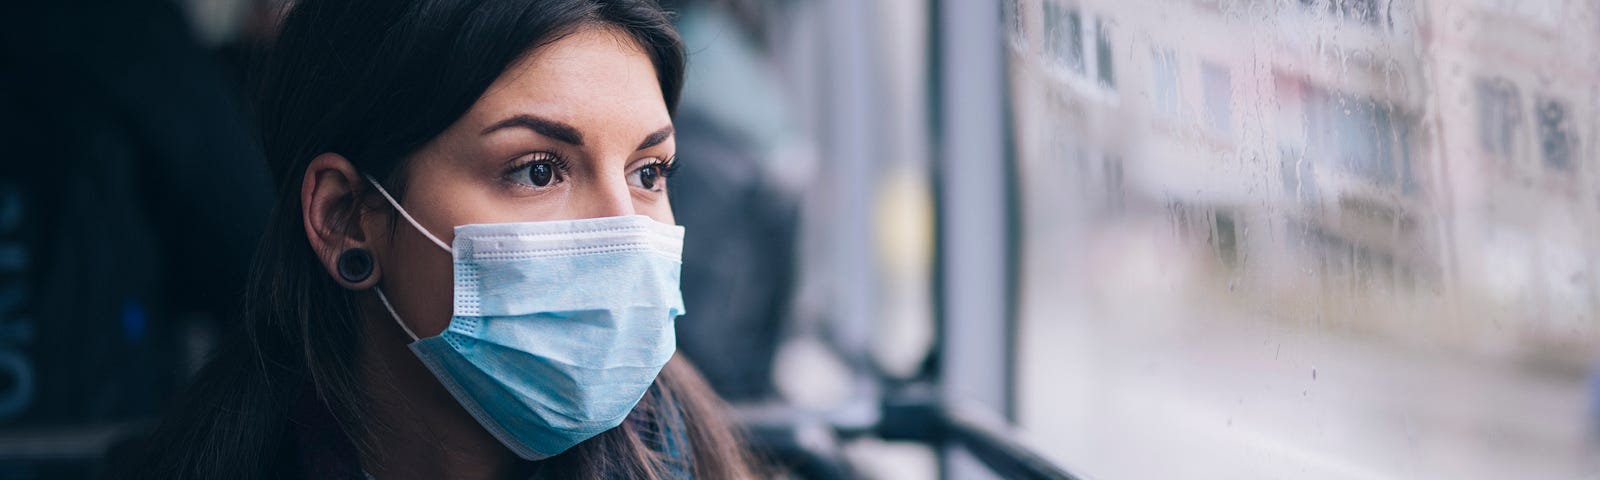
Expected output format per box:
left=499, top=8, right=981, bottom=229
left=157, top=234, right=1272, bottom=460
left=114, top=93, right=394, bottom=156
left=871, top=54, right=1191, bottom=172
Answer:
left=354, top=310, right=521, bottom=480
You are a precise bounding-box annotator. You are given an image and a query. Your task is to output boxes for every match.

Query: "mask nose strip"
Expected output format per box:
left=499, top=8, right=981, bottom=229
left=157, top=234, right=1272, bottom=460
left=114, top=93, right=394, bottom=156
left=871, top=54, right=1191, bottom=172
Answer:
left=363, top=174, right=452, bottom=252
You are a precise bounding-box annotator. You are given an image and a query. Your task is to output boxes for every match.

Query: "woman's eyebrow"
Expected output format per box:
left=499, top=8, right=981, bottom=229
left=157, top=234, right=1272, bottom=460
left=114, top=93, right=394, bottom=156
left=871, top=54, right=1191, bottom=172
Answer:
left=480, top=114, right=584, bottom=146
left=636, top=125, right=674, bottom=151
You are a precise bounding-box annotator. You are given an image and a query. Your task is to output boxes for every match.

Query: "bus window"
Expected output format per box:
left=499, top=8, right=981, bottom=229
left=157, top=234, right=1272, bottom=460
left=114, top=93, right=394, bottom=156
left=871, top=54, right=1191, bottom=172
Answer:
left=1008, top=1, right=1600, bottom=478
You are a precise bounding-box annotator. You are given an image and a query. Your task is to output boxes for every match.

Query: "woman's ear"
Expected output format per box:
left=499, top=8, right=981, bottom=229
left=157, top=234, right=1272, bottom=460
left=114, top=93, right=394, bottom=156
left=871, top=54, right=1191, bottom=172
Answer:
left=302, top=152, right=383, bottom=290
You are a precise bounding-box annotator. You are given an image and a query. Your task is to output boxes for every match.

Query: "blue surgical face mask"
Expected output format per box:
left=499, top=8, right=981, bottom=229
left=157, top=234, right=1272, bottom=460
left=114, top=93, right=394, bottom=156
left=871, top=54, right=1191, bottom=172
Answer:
left=364, top=175, right=685, bottom=460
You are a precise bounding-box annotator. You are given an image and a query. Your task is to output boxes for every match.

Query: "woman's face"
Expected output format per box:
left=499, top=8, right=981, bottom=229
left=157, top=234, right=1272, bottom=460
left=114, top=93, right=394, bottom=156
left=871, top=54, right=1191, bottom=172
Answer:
left=371, top=25, right=677, bottom=338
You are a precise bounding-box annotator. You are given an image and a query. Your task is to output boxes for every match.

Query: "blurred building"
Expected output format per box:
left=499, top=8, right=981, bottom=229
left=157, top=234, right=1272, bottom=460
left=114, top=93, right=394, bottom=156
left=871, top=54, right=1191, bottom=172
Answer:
left=1009, top=0, right=1600, bottom=361
left=1425, top=0, right=1600, bottom=354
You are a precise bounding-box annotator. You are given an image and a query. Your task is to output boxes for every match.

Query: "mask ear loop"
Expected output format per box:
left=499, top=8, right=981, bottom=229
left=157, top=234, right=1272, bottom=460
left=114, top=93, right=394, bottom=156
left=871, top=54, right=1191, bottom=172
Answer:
left=362, top=174, right=452, bottom=252
left=374, top=287, right=420, bottom=341
left=362, top=174, right=449, bottom=342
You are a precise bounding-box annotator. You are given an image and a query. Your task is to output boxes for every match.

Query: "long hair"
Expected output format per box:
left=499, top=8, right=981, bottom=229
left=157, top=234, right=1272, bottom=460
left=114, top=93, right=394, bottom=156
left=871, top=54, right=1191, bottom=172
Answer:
left=111, top=0, right=756, bottom=478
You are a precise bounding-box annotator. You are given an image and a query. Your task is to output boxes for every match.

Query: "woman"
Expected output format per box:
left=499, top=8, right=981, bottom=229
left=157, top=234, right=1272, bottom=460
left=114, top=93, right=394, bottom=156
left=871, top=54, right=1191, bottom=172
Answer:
left=111, top=0, right=760, bottom=478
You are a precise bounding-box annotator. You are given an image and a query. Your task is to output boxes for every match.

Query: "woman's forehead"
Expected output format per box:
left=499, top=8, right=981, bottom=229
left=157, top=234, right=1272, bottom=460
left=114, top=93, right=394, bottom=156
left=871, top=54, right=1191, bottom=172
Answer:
left=465, top=26, right=671, bottom=142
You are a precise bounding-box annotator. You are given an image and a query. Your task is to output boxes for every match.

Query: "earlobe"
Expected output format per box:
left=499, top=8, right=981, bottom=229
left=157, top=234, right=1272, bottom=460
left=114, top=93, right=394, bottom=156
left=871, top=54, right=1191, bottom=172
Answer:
left=302, top=152, right=383, bottom=289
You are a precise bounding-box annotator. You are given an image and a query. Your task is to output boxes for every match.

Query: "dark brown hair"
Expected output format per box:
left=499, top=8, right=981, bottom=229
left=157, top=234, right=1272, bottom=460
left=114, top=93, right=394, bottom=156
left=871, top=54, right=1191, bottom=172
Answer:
left=112, top=0, right=758, bottom=478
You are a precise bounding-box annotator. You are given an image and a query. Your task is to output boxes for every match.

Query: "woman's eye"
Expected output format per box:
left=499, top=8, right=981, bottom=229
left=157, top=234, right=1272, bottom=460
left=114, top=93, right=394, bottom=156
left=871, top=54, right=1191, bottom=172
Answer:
left=508, top=155, right=565, bottom=188
left=629, top=163, right=672, bottom=191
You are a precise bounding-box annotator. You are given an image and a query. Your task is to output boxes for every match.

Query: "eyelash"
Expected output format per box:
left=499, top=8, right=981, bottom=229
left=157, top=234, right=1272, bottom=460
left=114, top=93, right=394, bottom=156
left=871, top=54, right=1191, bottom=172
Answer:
left=643, top=155, right=681, bottom=179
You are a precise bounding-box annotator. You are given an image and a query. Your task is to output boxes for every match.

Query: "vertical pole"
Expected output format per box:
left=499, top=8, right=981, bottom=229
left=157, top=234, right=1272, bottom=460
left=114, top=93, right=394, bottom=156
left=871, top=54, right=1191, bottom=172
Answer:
left=936, top=0, right=1011, bottom=478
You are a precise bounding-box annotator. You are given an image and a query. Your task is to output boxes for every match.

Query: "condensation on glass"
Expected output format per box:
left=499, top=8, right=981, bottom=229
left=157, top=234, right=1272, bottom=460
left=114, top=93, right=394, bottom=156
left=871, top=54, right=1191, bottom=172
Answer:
left=1006, top=0, right=1600, bottom=478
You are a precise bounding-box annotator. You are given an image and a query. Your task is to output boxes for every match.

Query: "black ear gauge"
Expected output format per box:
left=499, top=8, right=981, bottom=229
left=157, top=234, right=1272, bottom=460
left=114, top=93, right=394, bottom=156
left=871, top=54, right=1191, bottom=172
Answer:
left=337, top=248, right=375, bottom=284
